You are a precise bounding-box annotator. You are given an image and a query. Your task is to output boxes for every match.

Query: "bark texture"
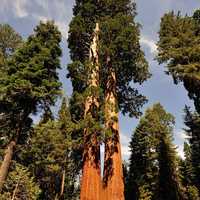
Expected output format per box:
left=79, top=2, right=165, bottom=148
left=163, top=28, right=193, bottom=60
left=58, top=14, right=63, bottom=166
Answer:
left=80, top=23, right=101, bottom=200
left=0, top=140, right=16, bottom=191
left=103, top=69, right=125, bottom=200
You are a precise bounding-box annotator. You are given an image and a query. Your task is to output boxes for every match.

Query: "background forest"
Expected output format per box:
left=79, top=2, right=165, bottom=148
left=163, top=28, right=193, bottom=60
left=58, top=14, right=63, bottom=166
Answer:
left=0, top=0, right=200, bottom=200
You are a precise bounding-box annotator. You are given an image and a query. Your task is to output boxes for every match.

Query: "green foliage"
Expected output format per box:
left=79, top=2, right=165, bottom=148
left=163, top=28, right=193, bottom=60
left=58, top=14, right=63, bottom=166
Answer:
left=68, top=0, right=150, bottom=121
left=0, top=163, right=40, bottom=200
left=184, top=106, right=200, bottom=191
left=186, top=185, right=200, bottom=200
left=126, top=103, right=184, bottom=200
left=179, top=142, right=193, bottom=187
left=0, top=21, right=62, bottom=145
left=157, top=10, right=200, bottom=114
left=99, top=6, right=150, bottom=117
left=20, top=98, right=80, bottom=200
left=138, top=185, right=152, bottom=200
left=0, top=24, right=23, bottom=148
left=157, top=134, right=183, bottom=200
left=0, top=24, right=22, bottom=58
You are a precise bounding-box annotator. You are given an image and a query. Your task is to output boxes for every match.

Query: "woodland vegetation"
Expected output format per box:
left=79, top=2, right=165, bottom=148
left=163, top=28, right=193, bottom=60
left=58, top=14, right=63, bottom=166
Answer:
left=0, top=1, right=200, bottom=200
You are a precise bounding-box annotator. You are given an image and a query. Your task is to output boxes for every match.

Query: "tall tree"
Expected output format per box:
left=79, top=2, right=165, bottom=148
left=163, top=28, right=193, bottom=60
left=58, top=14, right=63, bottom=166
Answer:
left=21, top=98, right=79, bottom=200
left=157, top=9, right=200, bottom=198
left=99, top=1, right=150, bottom=200
left=127, top=103, right=184, bottom=200
left=68, top=1, right=150, bottom=200
left=68, top=1, right=102, bottom=200
left=0, top=21, right=62, bottom=190
left=184, top=106, right=200, bottom=192
left=157, top=10, right=200, bottom=114
left=126, top=107, right=159, bottom=200
left=0, top=24, right=22, bottom=149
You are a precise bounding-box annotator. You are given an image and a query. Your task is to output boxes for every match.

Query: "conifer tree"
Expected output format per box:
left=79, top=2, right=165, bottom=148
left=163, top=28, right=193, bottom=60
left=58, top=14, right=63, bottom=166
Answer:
left=184, top=107, right=200, bottom=192
left=0, top=24, right=22, bottom=149
left=68, top=1, right=150, bottom=199
left=157, top=9, right=200, bottom=114
left=179, top=142, right=193, bottom=187
left=0, top=21, right=62, bottom=190
left=0, top=24, right=22, bottom=58
left=127, top=104, right=184, bottom=200
left=157, top=132, right=184, bottom=200
left=68, top=1, right=102, bottom=200
left=157, top=10, right=200, bottom=196
left=127, top=104, right=161, bottom=200
left=0, top=163, right=41, bottom=200
left=20, top=98, right=80, bottom=200
left=99, top=2, right=150, bottom=199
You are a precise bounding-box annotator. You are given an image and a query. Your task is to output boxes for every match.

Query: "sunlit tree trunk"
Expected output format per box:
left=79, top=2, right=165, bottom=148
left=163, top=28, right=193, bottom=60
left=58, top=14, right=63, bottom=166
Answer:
left=0, top=139, right=16, bottom=191
left=0, top=115, right=26, bottom=191
left=103, top=65, right=124, bottom=200
left=59, top=169, right=65, bottom=199
left=80, top=23, right=101, bottom=200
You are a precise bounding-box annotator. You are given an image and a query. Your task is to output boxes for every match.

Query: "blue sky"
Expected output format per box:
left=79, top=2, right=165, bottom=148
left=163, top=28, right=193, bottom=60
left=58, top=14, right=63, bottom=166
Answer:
left=1, top=0, right=199, bottom=159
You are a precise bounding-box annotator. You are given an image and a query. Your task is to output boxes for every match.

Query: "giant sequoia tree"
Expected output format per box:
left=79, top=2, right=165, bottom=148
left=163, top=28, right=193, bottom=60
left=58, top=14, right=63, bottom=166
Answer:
left=99, top=2, right=150, bottom=200
left=68, top=1, right=102, bottom=199
left=0, top=21, right=62, bottom=190
left=68, top=1, right=150, bottom=200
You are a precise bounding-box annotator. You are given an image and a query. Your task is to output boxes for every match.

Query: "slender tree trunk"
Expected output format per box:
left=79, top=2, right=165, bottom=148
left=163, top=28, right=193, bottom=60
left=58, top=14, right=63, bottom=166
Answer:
left=80, top=23, right=101, bottom=200
left=11, top=180, right=19, bottom=200
left=0, top=123, right=23, bottom=192
left=59, top=169, right=65, bottom=200
left=103, top=68, right=124, bottom=200
left=0, top=139, right=17, bottom=191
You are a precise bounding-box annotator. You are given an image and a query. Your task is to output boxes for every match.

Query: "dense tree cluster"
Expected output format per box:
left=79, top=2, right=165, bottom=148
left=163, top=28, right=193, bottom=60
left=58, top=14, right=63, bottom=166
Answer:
left=0, top=2, right=200, bottom=200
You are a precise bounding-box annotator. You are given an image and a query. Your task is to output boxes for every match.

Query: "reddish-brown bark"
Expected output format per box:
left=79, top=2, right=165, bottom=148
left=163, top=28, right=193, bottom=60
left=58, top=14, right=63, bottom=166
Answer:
left=103, top=70, right=125, bottom=200
left=0, top=140, right=16, bottom=191
left=80, top=138, right=101, bottom=200
left=80, top=23, right=102, bottom=200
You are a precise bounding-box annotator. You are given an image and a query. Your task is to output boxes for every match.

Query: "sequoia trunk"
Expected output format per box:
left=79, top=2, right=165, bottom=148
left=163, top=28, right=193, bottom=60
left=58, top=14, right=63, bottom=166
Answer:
left=80, top=23, right=101, bottom=200
left=103, top=69, right=124, bottom=200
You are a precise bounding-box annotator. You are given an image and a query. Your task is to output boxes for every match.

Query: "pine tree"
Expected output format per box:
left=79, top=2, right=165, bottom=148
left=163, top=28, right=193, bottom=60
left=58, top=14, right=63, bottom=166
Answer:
left=0, top=24, right=22, bottom=151
left=0, top=163, right=41, bottom=200
left=0, top=24, right=22, bottom=58
left=157, top=133, right=184, bottom=200
left=0, top=21, right=62, bottom=190
left=157, top=9, right=200, bottom=196
left=184, top=106, right=200, bottom=192
left=127, top=103, right=184, bottom=200
left=58, top=98, right=81, bottom=200
left=127, top=104, right=162, bottom=200
left=157, top=10, right=200, bottom=114
left=20, top=98, right=80, bottom=200
left=179, top=142, right=193, bottom=187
